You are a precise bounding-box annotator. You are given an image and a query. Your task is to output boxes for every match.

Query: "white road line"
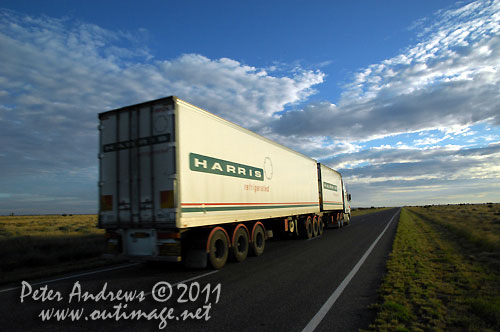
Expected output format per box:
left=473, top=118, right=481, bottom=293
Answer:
left=301, top=209, right=400, bottom=332
left=144, top=270, right=219, bottom=297
left=0, top=262, right=140, bottom=294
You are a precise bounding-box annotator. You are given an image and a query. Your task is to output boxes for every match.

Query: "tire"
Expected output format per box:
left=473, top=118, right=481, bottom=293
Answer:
left=251, top=224, right=266, bottom=256
left=312, top=216, right=319, bottom=237
left=208, top=229, right=229, bottom=269
left=318, top=216, right=324, bottom=236
left=302, top=216, right=313, bottom=239
left=232, top=226, right=249, bottom=262
left=325, top=215, right=333, bottom=229
left=344, top=214, right=351, bottom=226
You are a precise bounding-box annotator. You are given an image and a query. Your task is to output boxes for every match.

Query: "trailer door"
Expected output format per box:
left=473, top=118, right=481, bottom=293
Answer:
left=98, top=99, right=177, bottom=228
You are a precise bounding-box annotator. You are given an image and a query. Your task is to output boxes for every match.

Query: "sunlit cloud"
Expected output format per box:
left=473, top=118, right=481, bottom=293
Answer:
left=272, top=0, right=500, bottom=142
left=0, top=9, right=324, bottom=213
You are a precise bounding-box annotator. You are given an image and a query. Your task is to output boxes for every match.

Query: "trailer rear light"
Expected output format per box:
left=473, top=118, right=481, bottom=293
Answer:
left=157, top=231, right=181, bottom=256
left=160, top=190, right=174, bottom=209
left=157, top=231, right=181, bottom=239
left=158, top=242, right=181, bottom=256
left=101, top=195, right=113, bottom=211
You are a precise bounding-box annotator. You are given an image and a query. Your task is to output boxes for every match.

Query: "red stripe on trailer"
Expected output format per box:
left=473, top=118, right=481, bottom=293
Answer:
left=182, top=202, right=318, bottom=206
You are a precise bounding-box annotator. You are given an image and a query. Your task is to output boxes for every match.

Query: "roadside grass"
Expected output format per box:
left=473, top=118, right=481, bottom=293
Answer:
left=351, top=207, right=392, bottom=217
left=0, top=215, right=115, bottom=285
left=0, top=214, right=102, bottom=237
left=365, top=205, right=500, bottom=332
left=410, top=203, right=500, bottom=254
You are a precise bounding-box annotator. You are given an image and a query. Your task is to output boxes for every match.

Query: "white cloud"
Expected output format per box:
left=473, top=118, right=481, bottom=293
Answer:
left=413, top=132, right=452, bottom=146
left=263, top=133, right=362, bottom=160
left=349, top=177, right=500, bottom=207
left=0, top=9, right=324, bottom=181
left=329, top=143, right=500, bottom=184
left=272, top=0, right=500, bottom=142
left=484, top=134, right=500, bottom=141
left=2, top=3, right=500, bottom=212
left=333, top=143, right=500, bottom=206
left=269, top=0, right=500, bottom=207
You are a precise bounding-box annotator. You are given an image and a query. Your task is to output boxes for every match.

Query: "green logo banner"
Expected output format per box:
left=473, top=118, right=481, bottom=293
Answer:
left=323, top=182, right=337, bottom=191
left=189, top=153, right=264, bottom=181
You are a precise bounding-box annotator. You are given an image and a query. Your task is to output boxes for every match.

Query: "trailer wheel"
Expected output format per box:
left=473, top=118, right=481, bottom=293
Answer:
left=232, top=225, right=249, bottom=262
left=251, top=224, right=266, bottom=256
left=344, top=213, right=350, bottom=225
left=312, top=216, right=319, bottom=237
left=324, top=215, right=333, bottom=229
left=208, top=229, right=229, bottom=269
left=318, top=216, right=324, bottom=236
left=302, top=216, right=313, bottom=239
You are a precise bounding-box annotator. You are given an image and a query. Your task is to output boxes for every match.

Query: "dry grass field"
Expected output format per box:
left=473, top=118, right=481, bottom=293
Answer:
left=351, top=207, right=392, bottom=217
left=0, top=208, right=387, bottom=285
left=366, top=203, right=500, bottom=332
left=0, top=214, right=111, bottom=284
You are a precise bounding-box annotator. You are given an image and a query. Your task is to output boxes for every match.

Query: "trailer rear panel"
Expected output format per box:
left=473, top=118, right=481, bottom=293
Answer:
left=99, top=98, right=177, bottom=229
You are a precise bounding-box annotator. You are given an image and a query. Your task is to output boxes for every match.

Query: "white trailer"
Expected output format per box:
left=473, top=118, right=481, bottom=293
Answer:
left=318, top=164, right=351, bottom=228
left=98, top=96, right=351, bottom=268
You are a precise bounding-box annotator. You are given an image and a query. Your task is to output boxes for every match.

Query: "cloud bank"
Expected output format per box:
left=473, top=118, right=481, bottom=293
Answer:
left=0, top=9, right=324, bottom=213
left=267, top=0, right=500, bottom=206
left=0, top=9, right=323, bottom=177
left=272, top=0, right=500, bottom=141
left=2, top=1, right=500, bottom=212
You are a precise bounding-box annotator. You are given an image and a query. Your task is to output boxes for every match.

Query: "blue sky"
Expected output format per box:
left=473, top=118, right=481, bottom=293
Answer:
left=1, top=0, right=499, bottom=214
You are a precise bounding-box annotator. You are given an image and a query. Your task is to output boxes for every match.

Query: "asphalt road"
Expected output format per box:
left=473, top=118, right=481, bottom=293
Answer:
left=0, top=208, right=400, bottom=332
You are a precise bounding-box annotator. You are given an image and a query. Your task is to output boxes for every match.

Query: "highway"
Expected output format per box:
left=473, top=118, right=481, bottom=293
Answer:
left=0, top=208, right=400, bottom=332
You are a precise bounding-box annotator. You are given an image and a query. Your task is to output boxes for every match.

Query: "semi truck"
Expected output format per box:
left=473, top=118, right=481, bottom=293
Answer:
left=98, top=96, right=351, bottom=269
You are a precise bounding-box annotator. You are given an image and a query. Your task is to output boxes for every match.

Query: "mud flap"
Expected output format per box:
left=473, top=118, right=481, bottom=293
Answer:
left=183, top=249, right=208, bottom=269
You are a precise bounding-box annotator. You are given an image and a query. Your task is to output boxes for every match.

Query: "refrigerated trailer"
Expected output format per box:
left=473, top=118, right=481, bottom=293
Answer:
left=98, top=96, right=351, bottom=268
left=318, top=163, right=352, bottom=228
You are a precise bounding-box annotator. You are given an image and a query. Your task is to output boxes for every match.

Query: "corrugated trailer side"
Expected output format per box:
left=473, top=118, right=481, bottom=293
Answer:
left=175, top=98, right=320, bottom=228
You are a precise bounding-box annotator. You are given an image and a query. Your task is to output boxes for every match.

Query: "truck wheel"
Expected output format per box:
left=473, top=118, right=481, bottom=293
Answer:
left=208, top=229, right=229, bottom=269
left=344, top=214, right=350, bottom=225
left=302, top=216, right=313, bottom=239
left=318, top=216, right=324, bottom=236
left=232, top=226, right=249, bottom=262
left=312, top=216, right=319, bottom=237
left=251, top=224, right=266, bottom=256
left=325, top=215, right=333, bottom=229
